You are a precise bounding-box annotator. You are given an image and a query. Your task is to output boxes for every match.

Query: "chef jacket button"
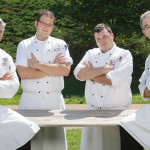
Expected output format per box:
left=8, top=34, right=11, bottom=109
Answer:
left=110, top=53, right=111, bottom=55
left=96, top=61, right=97, bottom=63
left=93, top=82, right=95, bottom=84
left=48, top=41, right=50, bottom=43
left=106, top=62, right=107, bottom=64
left=37, top=49, right=38, bottom=51
left=49, top=50, right=51, bottom=51
left=49, top=61, right=51, bottom=63
left=35, top=41, right=37, bottom=43
left=37, top=82, right=39, bottom=83
left=103, top=84, right=105, bottom=86
left=101, top=96, right=103, bottom=98
left=148, top=68, right=149, bottom=70
left=47, top=81, right=49, bottom=83
left=47, top=92, right=49, bottom=94
left=39, top=91, right=41, bottom=93
left=99, top=53, right=100, bottom=55
left=92, top=94, right=94, bottom=95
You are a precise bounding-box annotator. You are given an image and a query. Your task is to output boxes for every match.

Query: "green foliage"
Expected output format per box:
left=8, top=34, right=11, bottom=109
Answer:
left=115, top=33, right=150, bottom=79
left=0, top=0, right=150, bottom=80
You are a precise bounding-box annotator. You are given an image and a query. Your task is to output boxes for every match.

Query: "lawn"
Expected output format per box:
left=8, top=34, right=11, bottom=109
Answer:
left=1, top=77, right=150, bottom=105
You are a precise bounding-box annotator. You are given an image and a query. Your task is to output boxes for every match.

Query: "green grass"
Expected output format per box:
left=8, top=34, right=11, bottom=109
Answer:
left=0, top=78, right=150, bottom=105
left=67, top=129, right=81, bottom=150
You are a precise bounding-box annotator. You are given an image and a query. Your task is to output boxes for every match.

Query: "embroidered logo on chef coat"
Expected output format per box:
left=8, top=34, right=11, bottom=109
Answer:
left=65, top=45, right=68, bottom=50
left=112, top=56, right=122, bottom=66
left=2, top=57, right=8, bottom=66
left=117, top=56, right=122, bottom=61
left=53, top=47, right=60, bottom=51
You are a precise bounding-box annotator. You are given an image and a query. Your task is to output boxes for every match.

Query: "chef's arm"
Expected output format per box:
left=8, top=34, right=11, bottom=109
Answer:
left=27, top=53, right=71, bottom=77
left=34, top=63, right=71, bottom=76
left=144, top=87, right=150, bottom=98
left=0, top=72, right=20, bottom=98
left=17, top=66, right=48, bottom=80
left=92, top=75, right=112, bottom=85
left=77, top=61, right=113, bottom=80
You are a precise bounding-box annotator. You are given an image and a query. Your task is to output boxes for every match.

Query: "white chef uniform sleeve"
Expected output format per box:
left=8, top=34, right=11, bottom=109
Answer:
left=15, top=42, right=28, bottom=67
left=0, top=54, right=20, bottom=98
left=106, top=51, right=133, bottom=87
left=138, top=56, right=150, bottom=101
left=74, top=51, right=90, bottom=81
left=60, top=41, right=73, bottom=65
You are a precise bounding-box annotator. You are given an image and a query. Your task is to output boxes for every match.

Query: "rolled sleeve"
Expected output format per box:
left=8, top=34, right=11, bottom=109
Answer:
left=139, top=56, right=150, bottom=101
left=74, top=51, right=90, bottom=81
left=106, top=51, right=133, bottom=87
left=0, top=77, right=19, bottom=98
left=15, top=42, right=28, bottom=67
left=0, top=58, right=20, bottom=98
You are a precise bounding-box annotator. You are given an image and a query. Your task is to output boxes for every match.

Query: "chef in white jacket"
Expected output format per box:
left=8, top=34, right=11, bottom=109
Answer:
left=15, top=10, right=72, bottom=150
left=0, top=18, right=40, bottom=150
left=74, top=23, right=133, bottom=150
left=120, top=10, right=150, bottom=150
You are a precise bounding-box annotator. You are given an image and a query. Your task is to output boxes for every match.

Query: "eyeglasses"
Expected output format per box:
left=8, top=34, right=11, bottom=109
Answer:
left=142, top=24, right=150, bottom=30
left=39, top=20, right=53, bottom=27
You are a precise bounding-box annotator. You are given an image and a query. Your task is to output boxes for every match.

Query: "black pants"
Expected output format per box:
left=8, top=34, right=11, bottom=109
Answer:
left=119, top=126, right=144, bottom=150
left=16, top=141, right=31, bottom=150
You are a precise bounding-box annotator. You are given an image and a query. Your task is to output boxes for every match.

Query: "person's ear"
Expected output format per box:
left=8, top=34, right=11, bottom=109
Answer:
left=35, top=21, right=38, bottom=28
left=111, top=33, right=114, bottom=40
left=142, top=30, right=147, bottom=37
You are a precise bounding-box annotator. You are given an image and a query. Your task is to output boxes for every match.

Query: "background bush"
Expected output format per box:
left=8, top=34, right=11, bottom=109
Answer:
left=0, top=0, right=150, bottom=80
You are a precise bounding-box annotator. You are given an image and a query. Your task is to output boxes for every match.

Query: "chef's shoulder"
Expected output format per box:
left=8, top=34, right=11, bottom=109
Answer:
left=84, top=48, right=100, bottom=57
left=116, top=46, right=132, bottom=58
left=0, top=48, right=14, bottom=64
left=51, top=36, right=67, bottom=45
left=18, top=36, right=35, bottom=47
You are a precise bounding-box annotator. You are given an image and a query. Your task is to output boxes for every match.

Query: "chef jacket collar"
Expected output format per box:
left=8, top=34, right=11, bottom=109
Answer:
left=34, top=35, right=51, bottom=43
left=99, top=42, right=116, bottom=56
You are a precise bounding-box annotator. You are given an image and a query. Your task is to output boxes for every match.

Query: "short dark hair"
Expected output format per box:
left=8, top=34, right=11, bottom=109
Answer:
left=36, top=10, right=55, bottom=24
left=93, top=23, right=112, bottom=34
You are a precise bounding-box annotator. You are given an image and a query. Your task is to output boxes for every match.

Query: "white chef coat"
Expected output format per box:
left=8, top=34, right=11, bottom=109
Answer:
left=74, top=44, right=133, bottom=150
left=0, top=48, right=40, bottom=150
left=139, top=55, right=150, bottom=100
left=0, top=48, right=19, bottom=98
left=15, top=35, right=72, bottom=150
left=74, top=43, right=133, bottom=109
left=120, top=55, right=150, bottom=150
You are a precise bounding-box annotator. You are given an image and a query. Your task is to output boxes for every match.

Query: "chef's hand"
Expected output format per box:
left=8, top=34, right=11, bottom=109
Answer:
left=104, top=60, right=114, bottom=74
left=54, top=53, right=66, bottom=64
left=28, top=53, right=39, bottom=69
left=0, top=73, right=14, bottom=80
left=83, top=61, right=93, bottom=68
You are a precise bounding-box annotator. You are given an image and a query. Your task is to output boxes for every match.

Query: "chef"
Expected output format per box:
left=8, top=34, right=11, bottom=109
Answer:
left=0, top=18, right=40, bottom=150
left=120, top=10, right=150, bottom=150
left=15, top=10, right=72, bottom=150
left=74, top=23, right=133, bottom=150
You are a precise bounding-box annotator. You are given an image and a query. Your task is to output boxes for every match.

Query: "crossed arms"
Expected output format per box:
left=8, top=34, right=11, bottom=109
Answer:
left=17, top=53, right=71, bottom=80
left=76, top=60, right=113, bottom=85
